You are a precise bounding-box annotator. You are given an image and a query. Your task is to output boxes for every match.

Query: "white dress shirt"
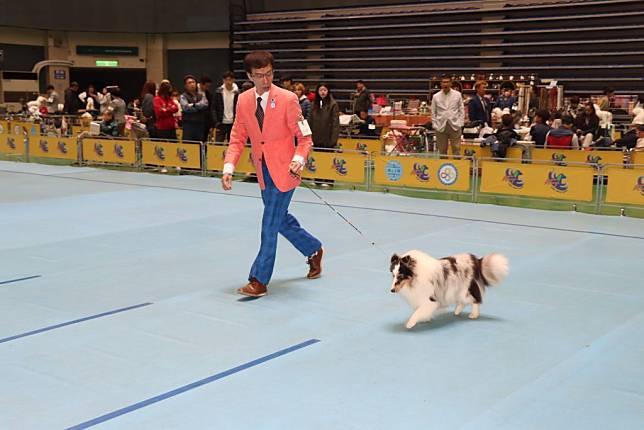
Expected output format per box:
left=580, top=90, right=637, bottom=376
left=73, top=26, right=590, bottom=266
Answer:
left=431, top=89, right=464, bottom=132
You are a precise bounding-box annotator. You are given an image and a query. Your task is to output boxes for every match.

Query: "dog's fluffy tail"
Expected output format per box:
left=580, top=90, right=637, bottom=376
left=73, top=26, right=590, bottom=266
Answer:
left=481, top=253, right=509, bottom=286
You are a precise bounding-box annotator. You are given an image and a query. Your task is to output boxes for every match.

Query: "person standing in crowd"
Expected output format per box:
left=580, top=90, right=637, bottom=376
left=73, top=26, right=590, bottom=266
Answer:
left=140, top=81, right=157, bottom=138
left=468, top=80, right=491, bottom=125
left=179, top=75, right=209, bottom=142
left=598, top=87, right=614, bottom=111
left=45, top=85, right=61, bottom=114
left=351, top=80, right=371, bottom=115
left=495, top=87, right=516, bottom=111
left=575, top=102, right=600, bottom=147
left=81, top=84, right=100, bottom=116
left=199, top=76, right=215, bottom=142
left=294, top=82, right=311, bottom=120
left=107, top=87, right=126, bottom=124
left=127, top=98, right=141, bottom=116
left=213, top=71, right=240, bottom=143
left=431, top=74, right=464, bottom=156
left=529, top=109, right=551, bottom=147
left=221, top=51, right=323, bottom=298
left=309, top=83, right=340, bottom=150
left=64, top=81, right=81, bottom=115
left=280, top=76, right=293, bottom=92
left=309, top=83, right=340, bottom=187
left=153, top=81, right=178, bottom=141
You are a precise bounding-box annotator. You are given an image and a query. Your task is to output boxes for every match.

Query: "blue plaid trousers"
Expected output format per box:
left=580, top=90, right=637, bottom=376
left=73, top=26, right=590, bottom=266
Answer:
left=249, top=161, right=322, bottom=285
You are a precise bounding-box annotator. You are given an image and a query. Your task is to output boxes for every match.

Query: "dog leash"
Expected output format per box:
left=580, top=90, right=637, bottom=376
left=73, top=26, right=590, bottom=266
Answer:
left=292, top=170, right=388, bottom=257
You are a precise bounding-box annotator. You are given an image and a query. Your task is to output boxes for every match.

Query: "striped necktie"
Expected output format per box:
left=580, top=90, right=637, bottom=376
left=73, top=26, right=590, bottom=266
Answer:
left=255, top=96, right=264, bottom=131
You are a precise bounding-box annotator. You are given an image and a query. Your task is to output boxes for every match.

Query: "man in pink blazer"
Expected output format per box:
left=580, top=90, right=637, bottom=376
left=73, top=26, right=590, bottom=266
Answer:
left=221, top=51, right=323, bottom=297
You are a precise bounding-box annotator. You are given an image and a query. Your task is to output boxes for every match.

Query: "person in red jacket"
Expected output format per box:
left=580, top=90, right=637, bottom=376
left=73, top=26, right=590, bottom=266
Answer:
left=153, top=81, right=178, bottom=140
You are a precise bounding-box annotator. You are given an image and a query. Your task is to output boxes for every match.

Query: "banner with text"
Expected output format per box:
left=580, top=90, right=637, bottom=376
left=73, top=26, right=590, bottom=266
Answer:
left=374, top=155, right=471, bottom=191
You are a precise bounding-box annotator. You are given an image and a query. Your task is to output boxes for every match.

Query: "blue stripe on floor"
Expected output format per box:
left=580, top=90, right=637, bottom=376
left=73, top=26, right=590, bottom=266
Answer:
left=0, top=302, right=153, bottom=344
left=65, top=338, right=321, bottom=430
left=0, top=275, right=42, bottom=286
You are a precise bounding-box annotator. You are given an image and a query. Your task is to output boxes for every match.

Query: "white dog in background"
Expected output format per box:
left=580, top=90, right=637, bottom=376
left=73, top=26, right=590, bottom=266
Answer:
left=390, top=250, right=509, bottom=329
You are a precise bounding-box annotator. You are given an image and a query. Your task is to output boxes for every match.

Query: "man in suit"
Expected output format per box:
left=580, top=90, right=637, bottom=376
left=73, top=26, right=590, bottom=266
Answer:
left=221, top=51, right=323, bottom=297
left=468, top=81, right=491, bottom=126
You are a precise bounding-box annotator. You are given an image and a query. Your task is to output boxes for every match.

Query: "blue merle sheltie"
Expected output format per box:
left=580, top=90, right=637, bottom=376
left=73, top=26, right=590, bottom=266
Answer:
left=390, top=250, right=508, bottom=329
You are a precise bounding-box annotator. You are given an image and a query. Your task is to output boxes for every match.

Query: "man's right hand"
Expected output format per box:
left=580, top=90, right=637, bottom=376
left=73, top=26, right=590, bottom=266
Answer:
left=221, top=173, right=233, bottom=190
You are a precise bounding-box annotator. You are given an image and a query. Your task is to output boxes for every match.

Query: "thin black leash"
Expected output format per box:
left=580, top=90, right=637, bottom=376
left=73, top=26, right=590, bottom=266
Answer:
left=293, top=173, right=388, bottom=256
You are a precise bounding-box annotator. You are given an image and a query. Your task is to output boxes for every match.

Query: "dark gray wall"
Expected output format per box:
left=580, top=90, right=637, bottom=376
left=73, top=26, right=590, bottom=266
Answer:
left=0, top=0, right=230, bottom=32
left=0, top=43, right=45, bottom=71
left=167, top=48, right=230, bottom=91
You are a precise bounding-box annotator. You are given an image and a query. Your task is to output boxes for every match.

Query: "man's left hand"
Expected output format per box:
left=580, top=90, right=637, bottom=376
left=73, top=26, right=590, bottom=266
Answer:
left=289, top=160, right=303, bottom=178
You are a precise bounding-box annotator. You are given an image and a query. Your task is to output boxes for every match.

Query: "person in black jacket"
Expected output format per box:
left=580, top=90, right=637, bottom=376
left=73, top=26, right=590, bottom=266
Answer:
left=468, top=80, right=491, bottom=125
left=179, top=75, right=209, bottom=142
left=64, top=82, right=81, bottom=115
left=200, top=75, right=215, bottom=142
left=212, top=71, right=240, bottom=143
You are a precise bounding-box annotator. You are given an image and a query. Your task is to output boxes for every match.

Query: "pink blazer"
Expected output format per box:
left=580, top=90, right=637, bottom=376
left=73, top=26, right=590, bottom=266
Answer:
left=224, top=84, right=312, bottom=192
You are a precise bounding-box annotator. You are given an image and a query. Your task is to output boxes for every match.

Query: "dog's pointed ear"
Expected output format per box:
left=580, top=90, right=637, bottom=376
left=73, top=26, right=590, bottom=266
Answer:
left=401, top=255, right=412, bottom=265
left=390, top=254, right=400, bottom=272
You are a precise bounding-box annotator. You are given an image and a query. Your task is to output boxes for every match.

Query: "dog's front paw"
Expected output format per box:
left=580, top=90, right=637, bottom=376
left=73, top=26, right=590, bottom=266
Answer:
left=454, top=304, right=464, bottom=316
left=469, top=312, right=480, bottom=320
left=405, top=319, right=417, bottom=329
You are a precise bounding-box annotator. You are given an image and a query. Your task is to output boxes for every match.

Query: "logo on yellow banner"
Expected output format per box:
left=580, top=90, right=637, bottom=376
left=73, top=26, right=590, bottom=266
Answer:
left=7, top=136, right=17, bottom=150
left=551, top=152, right=567, bottom=166
left=412, top=162, right=430, bottom=182
left=503, top=168, right=524, bottom=189
left=438, top=163, right=458, bottom=185
left=94, top=142, right=104, bottom=156
left=305, top=155, right=317, bottom=173
left=333, top=157, right=348, bottom=175
left=39, top=139, right=49, bottom=152
left=635, top=176, right=644, bottom=196
left=545, top=171, right=569, bottom=193
left=385, top=160, right=403, bottom=181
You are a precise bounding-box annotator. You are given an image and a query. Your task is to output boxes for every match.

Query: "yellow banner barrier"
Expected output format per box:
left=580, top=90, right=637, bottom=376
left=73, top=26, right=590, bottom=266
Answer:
left=604, top=166, right=644, bottom=206
left=631, top=151, right=644, bottom=166
left=450, top=143, right=522, bottom=159
left=301, top=150, right=366, bottom=183
left=337, top=137, right=380, bottom=153
left=141, top=140, right=201, bottom=169
left=206, top=145, right=366, bottom=183
left=206, top=145, right=255, bottom=173
left=29, top=136, right=78, bottom=160
left=0, top=120, right=8, bottom=135
left=9, top=121, right=27, bottom=136
left=374, top=155, right=471, bottom=191
left=72, top=125, right=89, bottom=136
left=82, top=138, right=137, bottom=164
left=531, top=147, right=623, bottom=168
left=480, top=160, right=594, bottom=201
left=0, top=133, right=23, bottom=155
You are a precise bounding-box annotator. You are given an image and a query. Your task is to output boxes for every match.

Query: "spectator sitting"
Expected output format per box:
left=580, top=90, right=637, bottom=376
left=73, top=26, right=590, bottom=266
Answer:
left=545, top=115, right=579, bottom=149
left=491, top=113, right=518, bottom=158
left=100, top=110, right=120, bottom=137
left=357, top=110, right=377, bottom=136
left=529, top=109, right=551, bottom=147
left=127, top=98, right=141, bottom=116
left=575, top=102, right=600, bottom=147
left=598, top=87, right=614, bottom=111
left=294, top=82, right=311, bottom=120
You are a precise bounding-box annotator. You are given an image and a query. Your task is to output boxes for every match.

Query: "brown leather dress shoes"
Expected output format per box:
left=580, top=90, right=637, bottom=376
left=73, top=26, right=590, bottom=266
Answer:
left=307, top=248, right=324, bottom=279
left=237, top=278, right=267, bottom=297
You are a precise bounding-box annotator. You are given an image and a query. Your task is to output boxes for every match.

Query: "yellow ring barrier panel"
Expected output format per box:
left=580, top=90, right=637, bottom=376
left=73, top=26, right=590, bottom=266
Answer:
left=141, top=139, right=201, bottom=169
left=374, top=154, right=471, bottom=191
left=480, top=159, right=595, bottom=202
left=604, top=165, right=644, bottom=206
left=29, top=136, right=78, bottom=160
left=82, top=138, right=137, bottom=164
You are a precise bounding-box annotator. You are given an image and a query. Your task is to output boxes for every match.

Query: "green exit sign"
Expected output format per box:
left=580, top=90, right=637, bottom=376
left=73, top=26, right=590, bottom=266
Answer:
left=95, top=60, right=119, bottom=67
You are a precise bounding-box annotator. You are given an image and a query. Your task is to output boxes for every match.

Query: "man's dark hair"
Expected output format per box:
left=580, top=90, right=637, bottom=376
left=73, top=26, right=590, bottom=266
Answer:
left=501, top=113, right=513, bottom=128
left=535, top=109, right=550, bottom=123
left=183, top=74, right=197, bottom=84
left=244, top=51, right=274, bottom=73
left=562, top=115, right=574, bottom=126
left=222, top=71, right=235, bottom=79
left=200, top=75, right=212, bottom=85
left=46, top=85, right=55, bottom=91
left=440, top=74, right=452, bottom=81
